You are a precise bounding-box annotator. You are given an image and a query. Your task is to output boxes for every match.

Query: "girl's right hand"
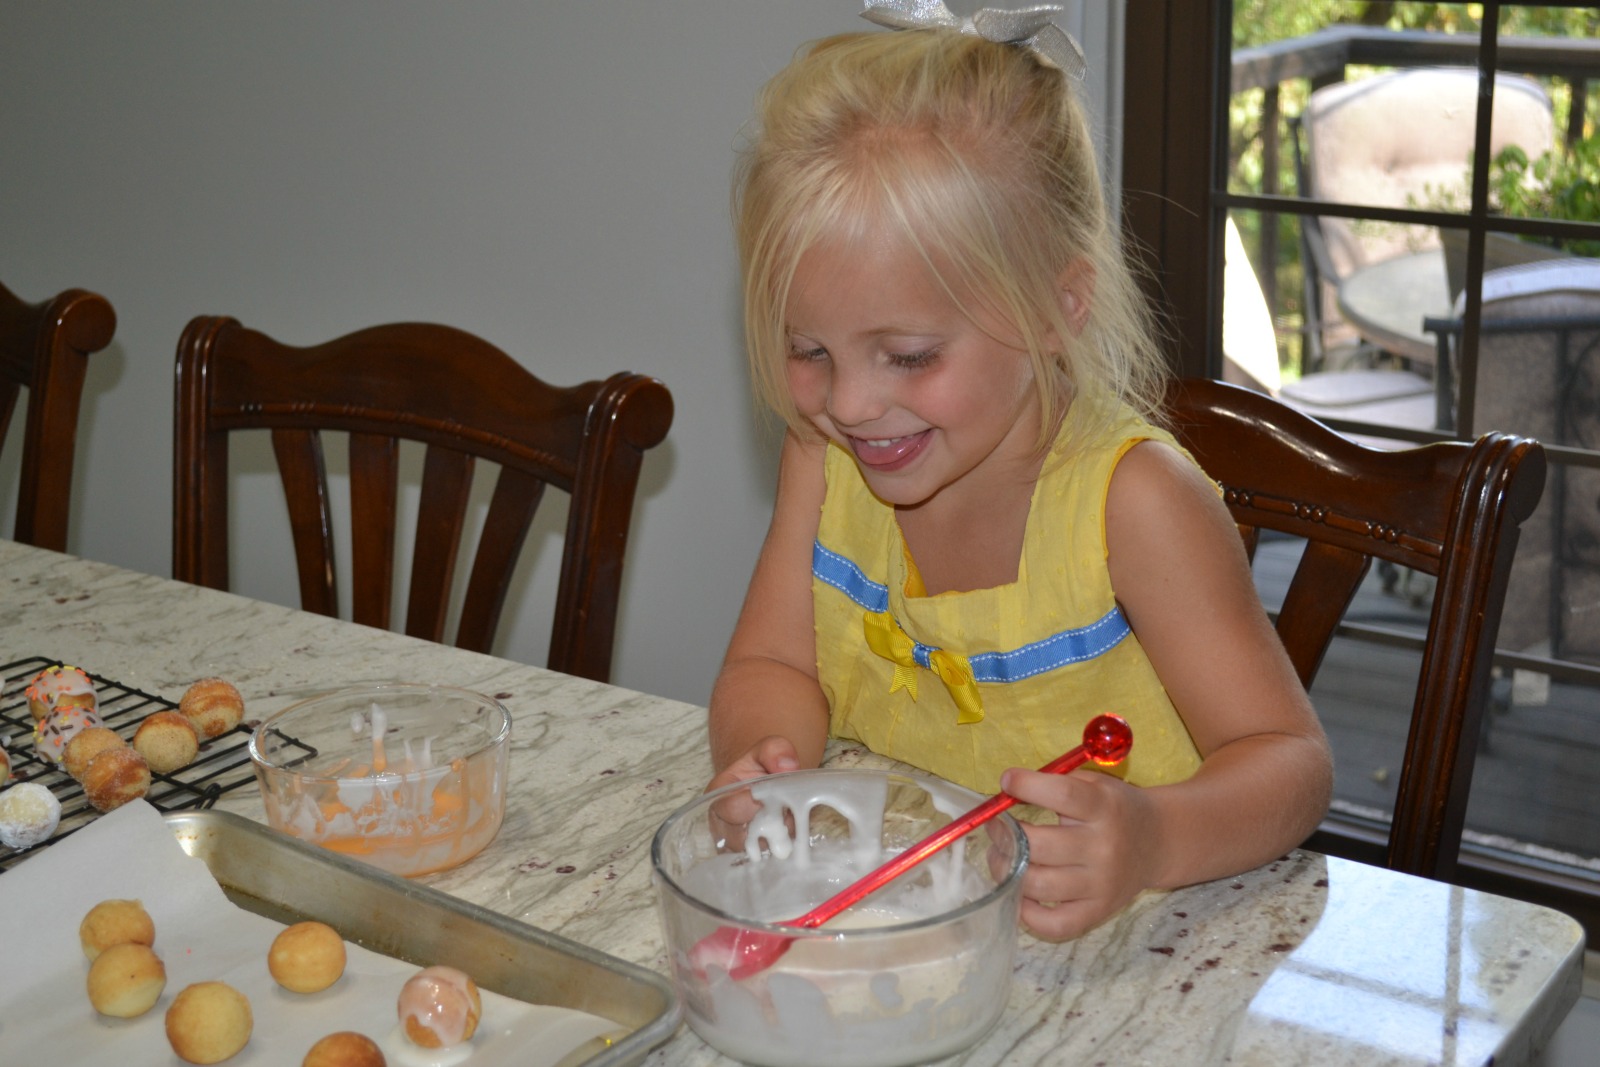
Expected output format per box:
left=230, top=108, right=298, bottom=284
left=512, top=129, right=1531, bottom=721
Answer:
left=705, top=736, right=802, bottom=850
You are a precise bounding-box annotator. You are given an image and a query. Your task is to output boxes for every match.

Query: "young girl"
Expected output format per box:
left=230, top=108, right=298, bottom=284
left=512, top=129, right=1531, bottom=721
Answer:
left=708, top=5, right=1332, bottom=942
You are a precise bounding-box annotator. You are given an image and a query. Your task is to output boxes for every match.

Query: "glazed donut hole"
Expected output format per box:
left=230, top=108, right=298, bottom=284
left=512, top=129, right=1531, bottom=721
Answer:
left=397, top=965, right=482, bottom=1049
left=26, top=664, right=97, bottom=721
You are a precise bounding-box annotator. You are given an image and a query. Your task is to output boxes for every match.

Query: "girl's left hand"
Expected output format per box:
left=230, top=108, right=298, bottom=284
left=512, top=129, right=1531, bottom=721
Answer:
left=998, top=766, right=1158, bottom=942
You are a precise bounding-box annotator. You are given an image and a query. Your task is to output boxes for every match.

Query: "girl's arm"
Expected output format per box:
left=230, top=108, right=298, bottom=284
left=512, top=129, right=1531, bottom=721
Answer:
left=706, top=431, right=833, bottom=793
left=1003, top=438, right=1333, bottom=940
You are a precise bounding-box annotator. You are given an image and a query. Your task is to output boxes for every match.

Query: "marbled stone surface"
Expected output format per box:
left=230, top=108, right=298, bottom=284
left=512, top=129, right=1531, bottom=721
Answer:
left=0, top=541, right=1585, bottom=1065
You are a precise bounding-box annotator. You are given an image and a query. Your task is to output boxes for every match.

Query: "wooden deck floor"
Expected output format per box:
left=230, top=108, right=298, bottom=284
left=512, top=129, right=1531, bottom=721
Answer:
left=1252, top=536, right=1600, bottom=872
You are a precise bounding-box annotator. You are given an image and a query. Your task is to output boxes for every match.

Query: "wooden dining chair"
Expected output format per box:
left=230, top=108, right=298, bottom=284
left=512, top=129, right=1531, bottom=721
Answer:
left=1164, top=377, right=1546, bottom=882
left=173, top=317, right=673, bottom=683
left=0, top=280, right=117, bottom=552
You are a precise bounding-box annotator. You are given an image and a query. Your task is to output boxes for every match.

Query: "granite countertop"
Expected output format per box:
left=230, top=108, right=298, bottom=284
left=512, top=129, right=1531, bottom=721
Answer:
left=0, top=540, right=1585, bottom=1066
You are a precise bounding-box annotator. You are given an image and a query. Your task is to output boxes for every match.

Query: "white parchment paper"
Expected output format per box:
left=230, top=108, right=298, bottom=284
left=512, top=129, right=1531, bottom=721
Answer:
left=0, top=801, right=618, bottom=1066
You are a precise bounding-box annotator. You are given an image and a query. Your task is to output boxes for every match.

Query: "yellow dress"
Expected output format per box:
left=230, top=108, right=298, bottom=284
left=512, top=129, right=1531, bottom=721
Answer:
left=813, top=403, right=1203, bottom=794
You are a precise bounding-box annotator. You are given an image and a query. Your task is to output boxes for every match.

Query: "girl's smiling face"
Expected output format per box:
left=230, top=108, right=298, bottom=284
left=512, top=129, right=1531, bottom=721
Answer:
left=784, top=228, right=1045, bottom=510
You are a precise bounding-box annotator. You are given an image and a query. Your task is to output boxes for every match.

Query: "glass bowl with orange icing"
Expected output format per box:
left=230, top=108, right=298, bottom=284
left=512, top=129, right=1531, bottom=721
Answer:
left=250, top=683, right=510, bottom=877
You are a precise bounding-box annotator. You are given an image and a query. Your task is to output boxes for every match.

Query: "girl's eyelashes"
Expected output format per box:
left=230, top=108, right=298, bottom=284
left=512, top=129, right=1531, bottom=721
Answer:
left=785, top=337, right=942, bottom=369
left=888, top=347, right=940, bottom=369
left=787, top=340, right=828, bottom=362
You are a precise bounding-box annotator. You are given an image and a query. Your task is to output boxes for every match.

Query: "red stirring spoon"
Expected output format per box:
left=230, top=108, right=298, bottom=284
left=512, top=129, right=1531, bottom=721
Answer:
left=689, top=713, right=1133, bottom=981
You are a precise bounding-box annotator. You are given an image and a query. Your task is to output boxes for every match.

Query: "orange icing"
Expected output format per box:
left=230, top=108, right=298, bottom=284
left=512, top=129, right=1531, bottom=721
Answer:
left=263, top=710, right=504, bottom=877
left=25, top=665, right=96, bottom=719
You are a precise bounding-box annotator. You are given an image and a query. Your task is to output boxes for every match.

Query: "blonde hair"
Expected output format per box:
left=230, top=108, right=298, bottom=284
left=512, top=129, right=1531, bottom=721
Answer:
left=735, top=28, right=1171, bottom=451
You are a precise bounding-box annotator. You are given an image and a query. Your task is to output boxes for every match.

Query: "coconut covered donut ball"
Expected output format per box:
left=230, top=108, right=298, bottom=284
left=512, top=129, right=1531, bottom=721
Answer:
left=0, top=782, right=61, bottom=850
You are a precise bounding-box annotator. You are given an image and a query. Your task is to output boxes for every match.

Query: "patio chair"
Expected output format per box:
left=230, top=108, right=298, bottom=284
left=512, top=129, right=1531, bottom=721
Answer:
left=1293, top=67, right=1555, bottom=370
left=1165, top=377, right=1546, bottom=881
left=0, top=280, right=117, bottom=551
left=173, top=316, right=673, bottom=682
left=1424, top=257, right=1600, bottom=666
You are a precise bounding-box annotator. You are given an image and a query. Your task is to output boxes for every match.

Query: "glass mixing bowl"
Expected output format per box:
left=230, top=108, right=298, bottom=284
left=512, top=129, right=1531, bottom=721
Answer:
left=249, top=683, right=510, bottom=877
left=652, top=767, right=1028, bottom=1067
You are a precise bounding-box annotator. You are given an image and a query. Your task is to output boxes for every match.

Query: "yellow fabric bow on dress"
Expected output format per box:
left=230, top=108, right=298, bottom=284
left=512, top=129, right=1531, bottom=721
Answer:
left=863, top=610, right=985, bottom=724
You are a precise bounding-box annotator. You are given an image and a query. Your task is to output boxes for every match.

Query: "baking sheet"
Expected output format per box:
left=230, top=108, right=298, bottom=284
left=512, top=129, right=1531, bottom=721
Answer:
left=0, top=801, right=679, bottom=1066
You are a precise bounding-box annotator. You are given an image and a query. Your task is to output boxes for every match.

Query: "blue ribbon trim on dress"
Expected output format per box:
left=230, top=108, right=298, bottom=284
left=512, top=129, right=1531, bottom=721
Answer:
left=813, top=541, right=891, bottom=613
left=966, top=609, right=1131, bottom=681
left=813, top=540, right=1132, bottom=681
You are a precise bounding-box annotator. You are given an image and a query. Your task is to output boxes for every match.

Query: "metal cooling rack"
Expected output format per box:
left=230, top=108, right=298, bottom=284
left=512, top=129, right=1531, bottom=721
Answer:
left=0, top=655, right=306, bottom=871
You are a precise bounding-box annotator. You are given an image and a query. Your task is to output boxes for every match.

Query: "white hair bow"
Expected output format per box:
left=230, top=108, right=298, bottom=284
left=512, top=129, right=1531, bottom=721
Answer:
left=861, top=1, right=1087, bottom=80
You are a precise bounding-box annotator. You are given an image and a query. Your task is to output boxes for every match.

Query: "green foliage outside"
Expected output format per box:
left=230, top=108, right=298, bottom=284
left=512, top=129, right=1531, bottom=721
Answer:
left=1416, top=138, right=1600, bottom=249
left=1485, top=140, right=1600, bottom=253
left=1227, top=2, right=1600, bottom=373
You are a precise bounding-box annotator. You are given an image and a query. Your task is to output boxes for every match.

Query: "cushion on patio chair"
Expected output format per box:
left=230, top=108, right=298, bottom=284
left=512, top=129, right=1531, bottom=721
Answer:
left=1307, top=68, right=1555, bottom=280
left=1279, top=368, right=1434, bottom=407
